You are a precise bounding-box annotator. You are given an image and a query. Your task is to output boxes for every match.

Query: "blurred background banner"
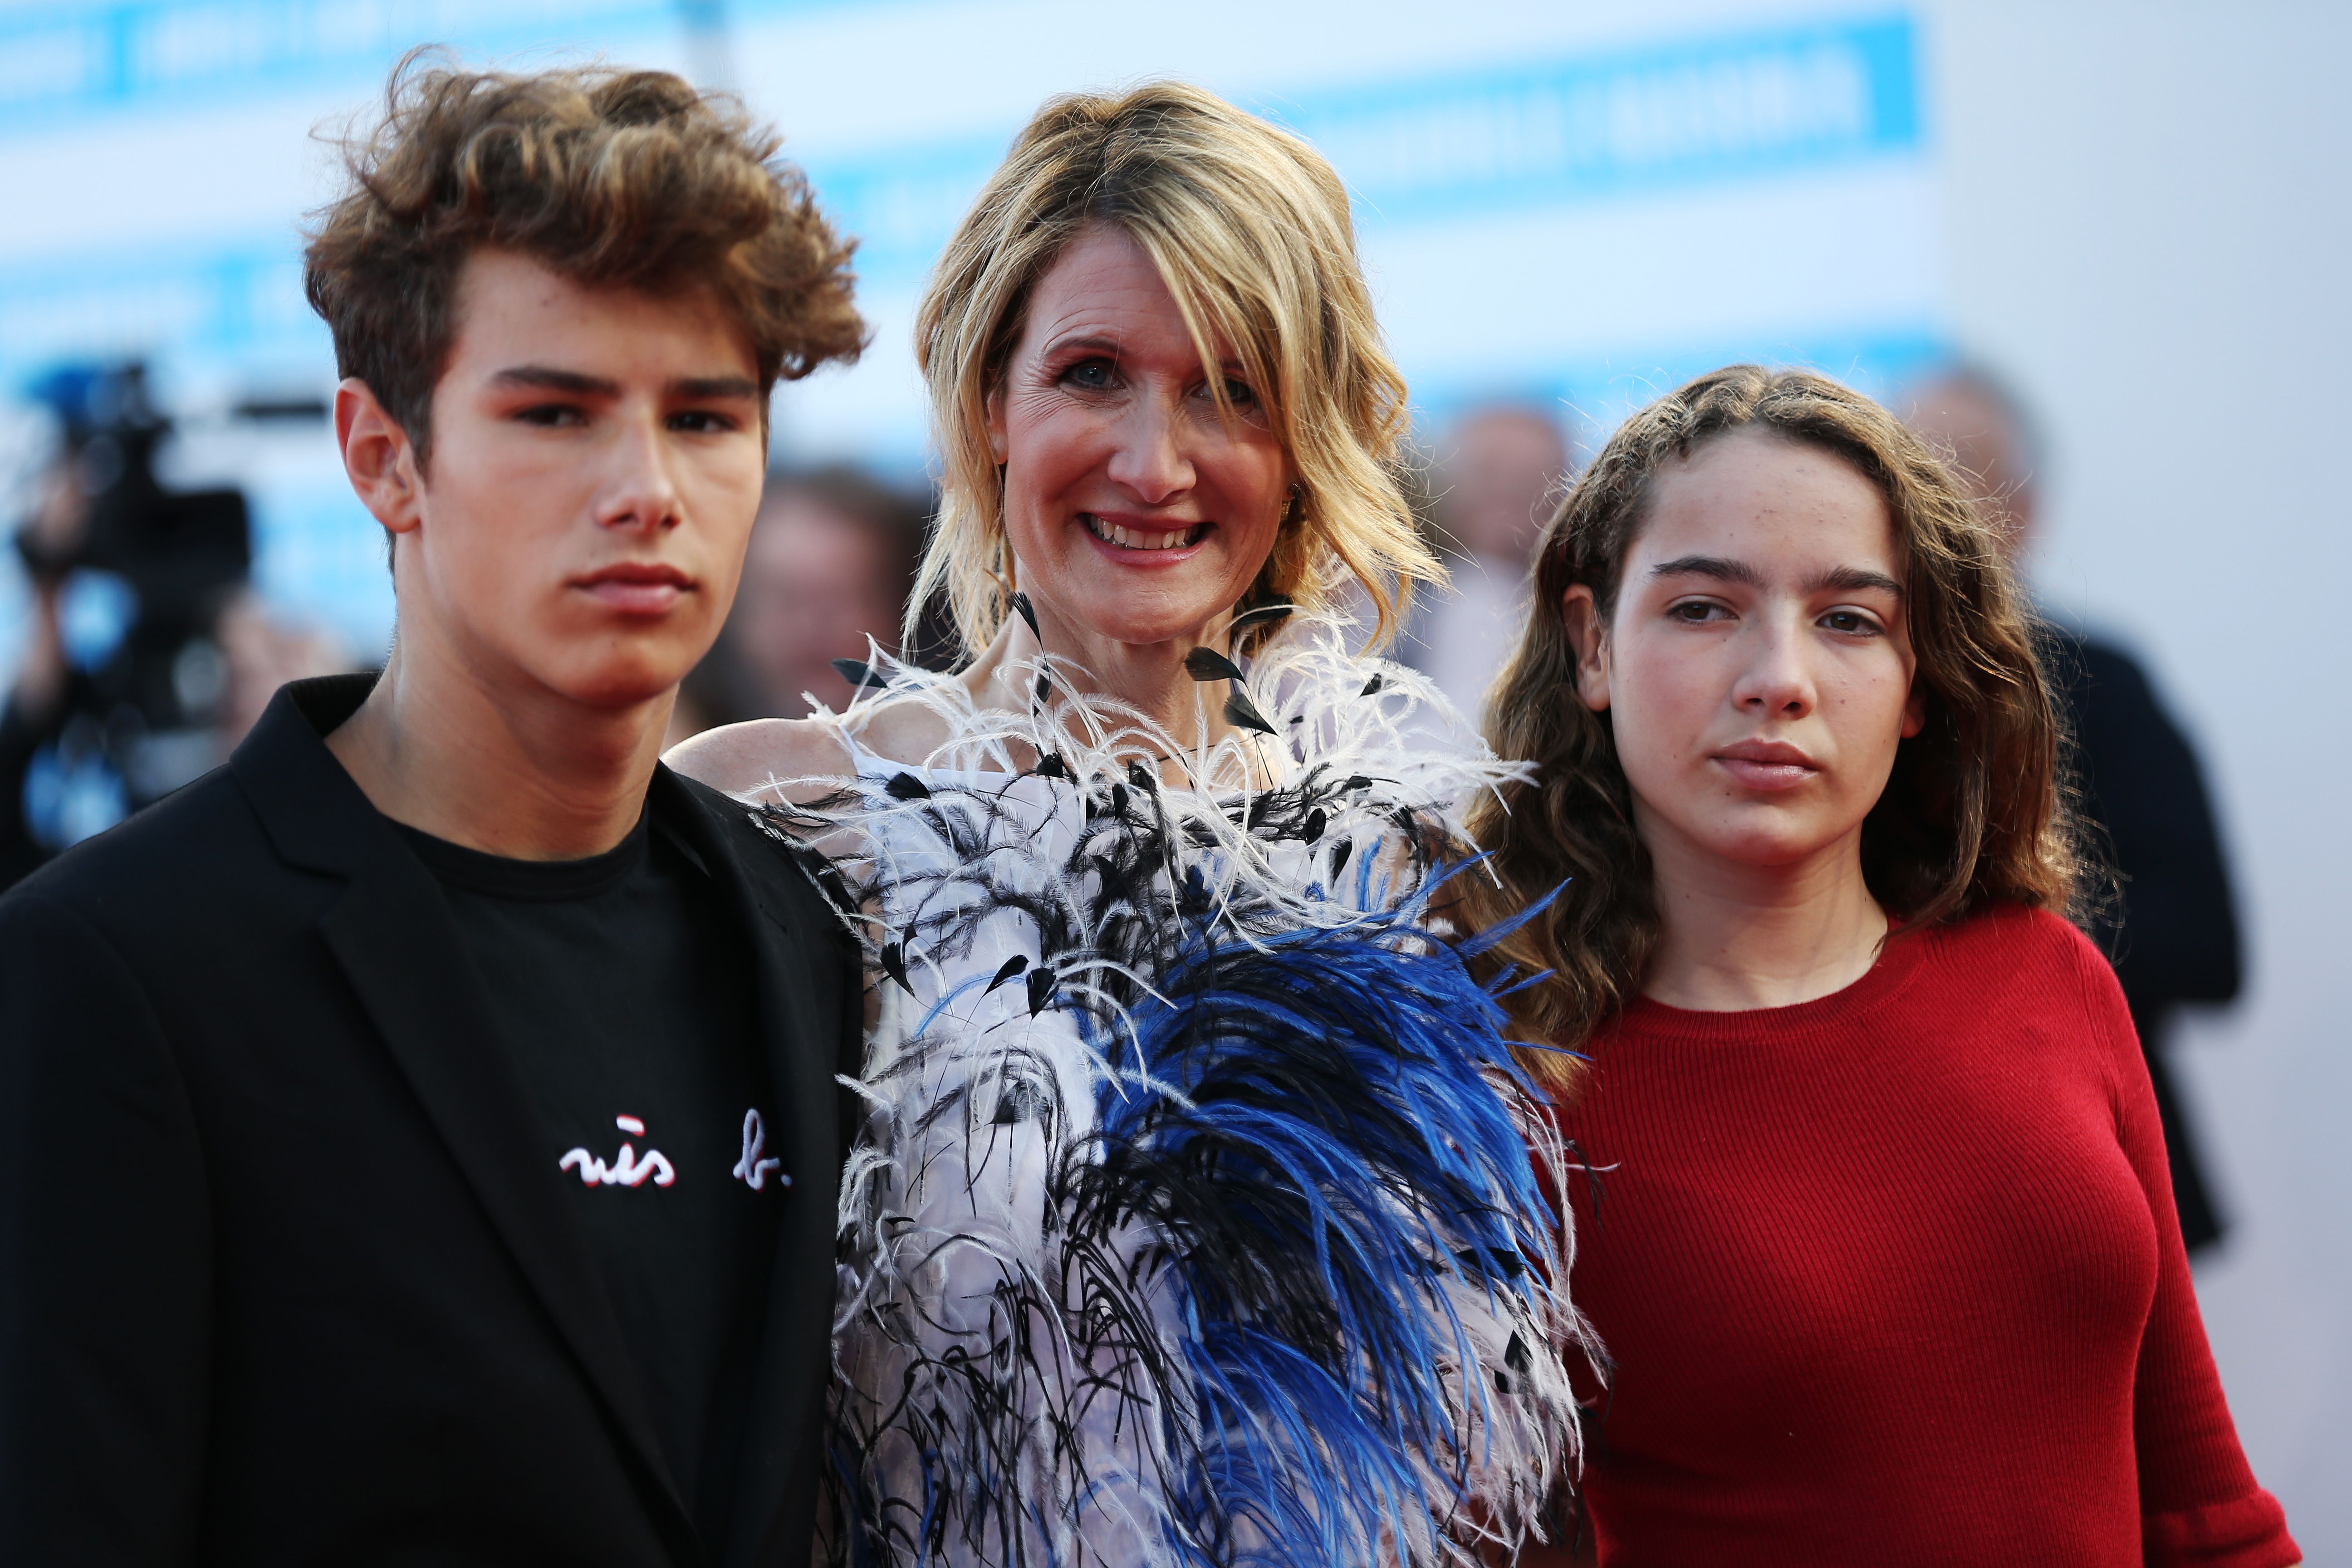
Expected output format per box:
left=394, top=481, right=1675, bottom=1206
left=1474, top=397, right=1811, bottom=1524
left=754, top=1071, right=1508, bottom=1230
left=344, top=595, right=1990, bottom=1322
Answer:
left=0, top=0, right=1951, bottom=661
left=2, top=0, right=2347, bottom=1548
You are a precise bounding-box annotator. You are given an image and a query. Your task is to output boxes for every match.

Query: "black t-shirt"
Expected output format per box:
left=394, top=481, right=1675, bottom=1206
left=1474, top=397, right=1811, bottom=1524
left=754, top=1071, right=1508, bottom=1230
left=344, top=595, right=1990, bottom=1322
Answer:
left=396, top=807, right=779, bottom=1544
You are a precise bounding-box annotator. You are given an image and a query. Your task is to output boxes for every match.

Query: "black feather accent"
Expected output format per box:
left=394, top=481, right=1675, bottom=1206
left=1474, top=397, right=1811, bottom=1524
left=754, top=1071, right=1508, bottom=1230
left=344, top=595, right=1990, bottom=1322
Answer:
left=1183, top=646, right=1246, bottom=683
left=1329, top=837, right=1353, bottom=879
left=831, top=657, right=888, bottom=691
left=1223, top=689, right=1278, bottom=736
left=1033, top=671, right=1052, bottom=706
left=1226, top=596, right=1295, bottom=640
left=1301, top=808, right=1326, bottom=844
left=880, top=942, right=911, bottom=992
left=884, top=771, right=931, bottom=801
left=985, top=954, right=1029, bottom=993
left=1025, top=967, right=1054, bottom=1016
left=1009, top=590, right=1040, bottom=640
left=1360, top=673, right=1384, bottom=696
left=1034, top=752, right=1068, bottom=779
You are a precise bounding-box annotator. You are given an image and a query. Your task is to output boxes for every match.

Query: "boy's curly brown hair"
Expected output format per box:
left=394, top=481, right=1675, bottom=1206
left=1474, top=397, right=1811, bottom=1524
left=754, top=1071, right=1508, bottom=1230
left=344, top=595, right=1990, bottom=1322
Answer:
left=304, top=53, right=866, bottom=466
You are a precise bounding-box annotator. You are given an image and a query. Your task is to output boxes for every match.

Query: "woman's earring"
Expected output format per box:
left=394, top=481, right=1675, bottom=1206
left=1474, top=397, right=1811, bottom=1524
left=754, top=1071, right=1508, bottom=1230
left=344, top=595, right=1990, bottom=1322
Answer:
left=1281, top=485, right=1302, bottom=525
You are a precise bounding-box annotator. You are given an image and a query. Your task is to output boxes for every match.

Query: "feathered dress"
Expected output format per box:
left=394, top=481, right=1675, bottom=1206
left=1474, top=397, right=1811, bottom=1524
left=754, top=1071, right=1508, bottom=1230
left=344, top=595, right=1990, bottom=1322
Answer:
left=770, top=614, right=1596, bottom=1568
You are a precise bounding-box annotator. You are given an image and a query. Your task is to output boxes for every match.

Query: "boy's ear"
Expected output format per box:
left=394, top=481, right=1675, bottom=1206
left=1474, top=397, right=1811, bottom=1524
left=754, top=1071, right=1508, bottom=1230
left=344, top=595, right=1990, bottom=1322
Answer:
left=1563, top=584, right=1611, bottom=712
left=336, top=378, right=424, bottom=541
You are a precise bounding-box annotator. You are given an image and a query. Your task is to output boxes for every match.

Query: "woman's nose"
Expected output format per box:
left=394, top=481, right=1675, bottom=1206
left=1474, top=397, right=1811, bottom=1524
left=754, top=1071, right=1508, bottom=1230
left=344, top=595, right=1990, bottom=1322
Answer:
left=1102, top=393, right=1194, bottom=505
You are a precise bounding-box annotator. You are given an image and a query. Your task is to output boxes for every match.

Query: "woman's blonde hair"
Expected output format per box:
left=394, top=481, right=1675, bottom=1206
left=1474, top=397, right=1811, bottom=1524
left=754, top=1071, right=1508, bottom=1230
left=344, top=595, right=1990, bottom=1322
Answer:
left=1464, top=365, right=2082, bottom=1094
left=908, top=81, right=1439, bottom=659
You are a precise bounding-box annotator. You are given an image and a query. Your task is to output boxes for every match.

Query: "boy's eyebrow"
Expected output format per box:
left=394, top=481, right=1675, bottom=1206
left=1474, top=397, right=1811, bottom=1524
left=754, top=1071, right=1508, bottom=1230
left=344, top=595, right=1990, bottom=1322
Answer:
left=488, top=365, right=622, bottom=397
left=671, top=374, right=760, bottom=402
left=485, top=368, right=759, bottom=402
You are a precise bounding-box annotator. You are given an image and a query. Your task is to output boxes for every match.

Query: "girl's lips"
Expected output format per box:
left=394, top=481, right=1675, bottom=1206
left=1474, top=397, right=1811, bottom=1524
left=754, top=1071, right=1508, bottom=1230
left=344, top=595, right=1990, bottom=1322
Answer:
left=1714, top=756, right=1818, bottom=791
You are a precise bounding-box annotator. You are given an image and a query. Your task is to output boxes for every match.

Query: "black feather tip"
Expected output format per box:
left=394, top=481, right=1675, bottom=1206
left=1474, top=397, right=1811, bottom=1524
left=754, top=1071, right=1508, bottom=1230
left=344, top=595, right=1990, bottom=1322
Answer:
left=1223, top=689, right=1279, bottom=737
left=1009, top=590, right=1040, bottom=641
left=985, top=954, right=1030, bottom=994
left=831, top=657, right=888, bottom=692
left=1184, top=646, right=1246, bottom=683
left=884, top=771, right=931, bottom=801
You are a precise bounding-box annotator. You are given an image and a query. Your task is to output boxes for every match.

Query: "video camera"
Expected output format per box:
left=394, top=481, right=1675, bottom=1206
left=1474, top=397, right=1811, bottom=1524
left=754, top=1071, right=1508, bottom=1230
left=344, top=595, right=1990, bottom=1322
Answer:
left=4, top=362, right=274, bottom=880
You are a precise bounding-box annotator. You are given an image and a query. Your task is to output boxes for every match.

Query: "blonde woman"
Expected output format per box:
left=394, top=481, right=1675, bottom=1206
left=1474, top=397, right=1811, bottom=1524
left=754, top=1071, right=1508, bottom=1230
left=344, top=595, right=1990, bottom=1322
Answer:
left=674, top=84, right=1590, bottom=1568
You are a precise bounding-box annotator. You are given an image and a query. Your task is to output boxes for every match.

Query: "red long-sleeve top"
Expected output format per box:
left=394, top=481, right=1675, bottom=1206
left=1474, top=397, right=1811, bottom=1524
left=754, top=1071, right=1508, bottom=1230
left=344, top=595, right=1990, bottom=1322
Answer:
left=1547, top=905, right=2296, bottom=1567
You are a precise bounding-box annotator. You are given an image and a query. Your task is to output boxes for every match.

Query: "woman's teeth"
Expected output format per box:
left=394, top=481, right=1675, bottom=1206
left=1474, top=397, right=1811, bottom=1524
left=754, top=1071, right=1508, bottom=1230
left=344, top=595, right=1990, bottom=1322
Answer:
left=1083, top=514, right=1207, bottom=551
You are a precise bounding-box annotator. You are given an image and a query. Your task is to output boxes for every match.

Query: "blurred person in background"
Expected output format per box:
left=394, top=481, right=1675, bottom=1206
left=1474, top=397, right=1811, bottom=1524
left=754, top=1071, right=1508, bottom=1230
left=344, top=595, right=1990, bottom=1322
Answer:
left=0, top=59, right=867, bottom=1566
left=1404, top=401, right=1571, bottom=718
left=1909, top=364, right=2242, bottom=1256
left=666, top=465, right=927, bottom=747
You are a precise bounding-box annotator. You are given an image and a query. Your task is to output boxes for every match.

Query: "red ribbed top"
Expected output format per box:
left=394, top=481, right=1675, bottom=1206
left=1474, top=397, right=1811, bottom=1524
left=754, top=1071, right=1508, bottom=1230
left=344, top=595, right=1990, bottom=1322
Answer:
left=1548, top=906, right=2296, bottom=1567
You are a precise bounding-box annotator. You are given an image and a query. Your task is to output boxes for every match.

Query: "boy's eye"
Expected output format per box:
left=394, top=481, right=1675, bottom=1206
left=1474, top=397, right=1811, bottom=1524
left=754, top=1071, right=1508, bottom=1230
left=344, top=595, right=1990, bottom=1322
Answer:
left=515, top=403, right=584, bottom=427
left=1820, top=609, right=1881, bottom=635
left=1667, top=599, right=1727, bottom=623
left=669, top=410, right=739, bottom=434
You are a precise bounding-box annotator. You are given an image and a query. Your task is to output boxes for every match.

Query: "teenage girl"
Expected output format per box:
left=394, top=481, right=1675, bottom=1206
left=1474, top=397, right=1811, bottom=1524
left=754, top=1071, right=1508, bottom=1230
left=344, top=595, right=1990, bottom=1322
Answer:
left=1466, top=366, right=2296, bottom=1567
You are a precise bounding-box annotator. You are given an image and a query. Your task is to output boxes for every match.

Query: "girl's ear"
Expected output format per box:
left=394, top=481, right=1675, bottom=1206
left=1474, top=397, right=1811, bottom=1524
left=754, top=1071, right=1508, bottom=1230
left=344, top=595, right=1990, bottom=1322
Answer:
left=1901, top=683, right=1927, bottom=738
left=1563, top=584, right=1611, bottom=712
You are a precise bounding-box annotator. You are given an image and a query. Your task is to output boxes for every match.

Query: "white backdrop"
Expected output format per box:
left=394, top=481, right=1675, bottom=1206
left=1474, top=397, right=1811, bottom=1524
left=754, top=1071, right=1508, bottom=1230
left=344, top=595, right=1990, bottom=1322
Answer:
left=0, top=0, right=2343, bottom=1546
left=1927, top=1, right=2352, bottom=1543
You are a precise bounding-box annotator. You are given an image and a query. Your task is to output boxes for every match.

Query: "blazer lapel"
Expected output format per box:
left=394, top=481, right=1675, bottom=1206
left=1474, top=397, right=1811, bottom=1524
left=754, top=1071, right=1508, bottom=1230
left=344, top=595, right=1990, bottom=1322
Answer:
left=234, top=680, right=695, bottom=1544
left=653, top=771, right=855, bottom=1568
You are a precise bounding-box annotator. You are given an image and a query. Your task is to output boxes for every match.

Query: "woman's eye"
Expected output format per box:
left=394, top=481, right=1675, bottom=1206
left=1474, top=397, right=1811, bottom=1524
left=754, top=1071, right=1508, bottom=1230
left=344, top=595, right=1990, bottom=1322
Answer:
left=1060, top=359, right=1116, bottom=391
left=1222, top=377, right=1257, bottom=408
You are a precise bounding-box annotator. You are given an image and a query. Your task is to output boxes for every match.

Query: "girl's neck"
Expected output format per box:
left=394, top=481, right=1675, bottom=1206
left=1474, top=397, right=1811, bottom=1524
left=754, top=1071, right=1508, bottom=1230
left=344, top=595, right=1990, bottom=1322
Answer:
left=1637, top=813, right=1891, bottom=1012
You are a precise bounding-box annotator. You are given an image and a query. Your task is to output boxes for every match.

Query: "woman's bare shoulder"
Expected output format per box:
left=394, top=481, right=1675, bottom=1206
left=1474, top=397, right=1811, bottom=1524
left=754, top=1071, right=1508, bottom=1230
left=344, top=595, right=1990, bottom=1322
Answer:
left=665, top=715, right=854, bottom=804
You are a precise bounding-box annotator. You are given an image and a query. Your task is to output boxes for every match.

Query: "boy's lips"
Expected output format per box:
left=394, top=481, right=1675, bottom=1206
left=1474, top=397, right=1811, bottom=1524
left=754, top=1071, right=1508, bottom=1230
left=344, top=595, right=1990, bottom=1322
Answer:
left=573, top=561, right=695, bottom=615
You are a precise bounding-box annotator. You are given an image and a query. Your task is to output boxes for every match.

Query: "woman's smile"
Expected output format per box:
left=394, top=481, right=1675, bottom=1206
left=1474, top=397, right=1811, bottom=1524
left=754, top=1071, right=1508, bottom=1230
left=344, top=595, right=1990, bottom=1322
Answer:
left=1077, top=511, right=1212, bottom=556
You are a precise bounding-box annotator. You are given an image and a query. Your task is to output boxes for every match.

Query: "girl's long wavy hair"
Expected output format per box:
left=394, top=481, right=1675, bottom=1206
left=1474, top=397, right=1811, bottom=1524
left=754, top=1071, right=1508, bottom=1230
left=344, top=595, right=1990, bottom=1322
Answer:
left=907, top=81, right=1440, bottom=660
left=1463, top=366, right=2082, bottom=1094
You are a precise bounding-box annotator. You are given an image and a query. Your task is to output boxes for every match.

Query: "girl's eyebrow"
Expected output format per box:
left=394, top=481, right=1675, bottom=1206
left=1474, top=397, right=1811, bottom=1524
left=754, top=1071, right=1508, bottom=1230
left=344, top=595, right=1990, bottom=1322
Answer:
left=1650, top=554, right=1761, bottom=585
left=1649, top=555, right=1904, bottom=598
left=1810, top=565, right=1905, bottom=597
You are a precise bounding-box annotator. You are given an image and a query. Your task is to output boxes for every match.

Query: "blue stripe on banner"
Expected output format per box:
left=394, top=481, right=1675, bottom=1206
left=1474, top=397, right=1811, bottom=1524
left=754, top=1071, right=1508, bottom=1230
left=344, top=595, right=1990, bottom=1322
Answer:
left=1266, top=16, right=1920, bottom=222
left=0, top=0, right=882, bottom=127
left=1413, top=323, right=1954, bottom=436
left=799, top=13, right=1922, bottom=279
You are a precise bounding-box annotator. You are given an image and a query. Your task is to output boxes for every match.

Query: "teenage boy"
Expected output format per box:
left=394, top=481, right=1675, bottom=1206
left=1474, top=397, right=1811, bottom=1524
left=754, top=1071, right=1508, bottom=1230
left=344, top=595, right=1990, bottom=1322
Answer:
left=0, top=63, right=867, bottom=1566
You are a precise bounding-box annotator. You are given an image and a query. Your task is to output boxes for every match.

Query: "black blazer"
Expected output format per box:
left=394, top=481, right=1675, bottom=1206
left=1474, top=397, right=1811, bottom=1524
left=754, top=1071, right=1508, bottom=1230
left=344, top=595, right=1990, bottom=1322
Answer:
left=0, top=675, right=862, bottom=1567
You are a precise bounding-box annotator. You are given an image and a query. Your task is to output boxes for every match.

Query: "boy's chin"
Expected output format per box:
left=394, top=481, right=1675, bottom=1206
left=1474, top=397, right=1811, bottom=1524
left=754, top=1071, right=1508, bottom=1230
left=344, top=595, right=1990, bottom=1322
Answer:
left=537, top=652, right=700, bottom=715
